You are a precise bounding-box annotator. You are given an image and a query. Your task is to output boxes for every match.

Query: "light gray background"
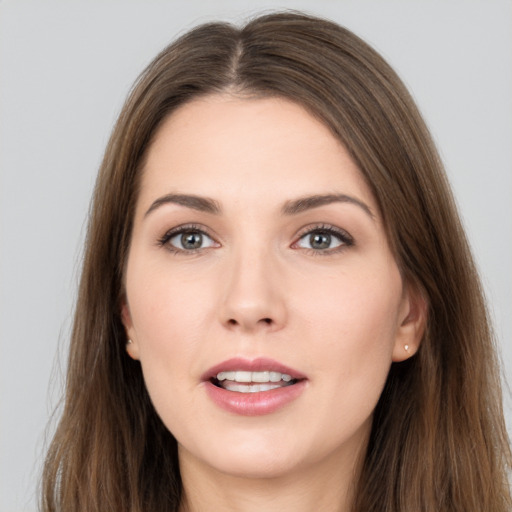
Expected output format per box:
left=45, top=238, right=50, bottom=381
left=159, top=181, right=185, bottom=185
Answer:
left=1, top=1, right=511, bottom=510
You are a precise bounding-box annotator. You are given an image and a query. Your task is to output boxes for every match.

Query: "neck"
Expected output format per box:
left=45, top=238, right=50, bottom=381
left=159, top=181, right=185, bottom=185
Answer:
left=177, top=441, right=365, bottom=512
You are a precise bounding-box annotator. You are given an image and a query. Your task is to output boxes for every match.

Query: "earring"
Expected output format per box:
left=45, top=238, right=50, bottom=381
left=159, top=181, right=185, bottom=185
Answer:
left=404, top=344, right=410, bottom=352
left=127, top=339, right=133, bottom=344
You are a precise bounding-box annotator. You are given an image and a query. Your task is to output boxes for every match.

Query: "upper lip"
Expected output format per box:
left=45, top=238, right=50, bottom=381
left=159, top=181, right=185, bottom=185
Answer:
left=201, top=357, right=306, bottom=381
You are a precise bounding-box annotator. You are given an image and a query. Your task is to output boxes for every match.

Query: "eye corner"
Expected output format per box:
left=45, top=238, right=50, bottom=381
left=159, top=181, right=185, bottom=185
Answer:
left=156, top=223, right=220, bottom=254
left=292, top=223, right=354, bottom=254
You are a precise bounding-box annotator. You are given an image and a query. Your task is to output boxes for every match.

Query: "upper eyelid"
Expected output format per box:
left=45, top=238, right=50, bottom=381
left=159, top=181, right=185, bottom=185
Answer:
left=162, top=223, right=214, bottom=236
left=291, top=225, right=354, bottom=256
left=294, top=223, right=353, bottom=240
left=158, top=223, right=218, bottom=245
left=156, top=222, right=353, bottom=247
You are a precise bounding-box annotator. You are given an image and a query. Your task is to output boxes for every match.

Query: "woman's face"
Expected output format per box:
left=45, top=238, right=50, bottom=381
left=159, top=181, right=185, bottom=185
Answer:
left=122, top=95, right=423, bottom=480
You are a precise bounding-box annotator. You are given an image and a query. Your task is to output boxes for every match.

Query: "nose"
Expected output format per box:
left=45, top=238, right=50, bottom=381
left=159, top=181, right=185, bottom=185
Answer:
left=219, top=246, right=287, bottom=333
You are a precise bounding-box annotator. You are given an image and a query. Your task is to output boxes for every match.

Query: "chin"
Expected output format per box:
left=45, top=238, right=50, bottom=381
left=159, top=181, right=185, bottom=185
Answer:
left=178, top=428, right=306, bottom=480
left=209, top=451, right=301, bottom=480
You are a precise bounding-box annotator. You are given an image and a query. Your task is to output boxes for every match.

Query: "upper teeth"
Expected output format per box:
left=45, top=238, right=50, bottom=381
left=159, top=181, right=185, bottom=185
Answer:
left=216, top=371, right=293, bottom=383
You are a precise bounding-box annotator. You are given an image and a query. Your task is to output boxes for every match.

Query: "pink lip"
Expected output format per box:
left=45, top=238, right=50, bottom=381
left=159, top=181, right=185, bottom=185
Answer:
left=202, top=357, right=307, bottom=416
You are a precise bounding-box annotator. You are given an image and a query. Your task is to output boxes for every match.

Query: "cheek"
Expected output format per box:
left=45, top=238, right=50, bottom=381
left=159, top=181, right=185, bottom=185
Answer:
left=124, top=256, right=217, bottom=383
left=125, top=270, right=214, bottom=434
left=129, top=280, right=208, bottom=357
left=298, top=264, right=402, bottom=345
left=294, top=263, right=402, bottom=392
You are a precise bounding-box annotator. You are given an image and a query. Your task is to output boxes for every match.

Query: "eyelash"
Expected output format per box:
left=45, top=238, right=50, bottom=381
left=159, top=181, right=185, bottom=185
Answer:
left=293, top=224, right=354, bottom=256
left=157, top=223, right=216, bottom=254
left=156, top=223, right=354, bottom=255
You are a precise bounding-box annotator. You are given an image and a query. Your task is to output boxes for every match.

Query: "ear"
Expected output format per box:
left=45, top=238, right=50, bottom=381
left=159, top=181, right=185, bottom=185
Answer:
left=121, top=300, right=140, bottom=360
left=392, top=282, right=427, bottom=362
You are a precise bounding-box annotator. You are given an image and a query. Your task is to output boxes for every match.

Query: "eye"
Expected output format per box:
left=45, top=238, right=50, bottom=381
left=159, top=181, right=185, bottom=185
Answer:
left=170, top=230, right=215, bottom=250
left=294, top=226, right=353, bottom=253
left=158, top=225, right=218, bottom=253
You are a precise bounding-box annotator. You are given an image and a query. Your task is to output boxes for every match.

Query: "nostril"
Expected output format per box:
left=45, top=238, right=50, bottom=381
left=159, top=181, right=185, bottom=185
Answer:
left=225, top=317, right=275, bottom=328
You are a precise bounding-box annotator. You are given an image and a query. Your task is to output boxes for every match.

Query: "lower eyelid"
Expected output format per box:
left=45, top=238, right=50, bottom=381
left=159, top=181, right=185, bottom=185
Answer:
left=157, top=224, right=216, bottom=248
left=157, top=224, right=353, bottom=254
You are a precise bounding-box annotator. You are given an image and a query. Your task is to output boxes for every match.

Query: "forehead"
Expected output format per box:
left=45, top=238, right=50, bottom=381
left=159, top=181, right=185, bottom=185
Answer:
left=139, top=94, right=377, bottom=215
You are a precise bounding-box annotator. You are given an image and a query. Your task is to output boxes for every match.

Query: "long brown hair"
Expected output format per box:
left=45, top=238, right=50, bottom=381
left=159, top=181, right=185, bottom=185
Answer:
left=41, top=11, right=511, bottom=511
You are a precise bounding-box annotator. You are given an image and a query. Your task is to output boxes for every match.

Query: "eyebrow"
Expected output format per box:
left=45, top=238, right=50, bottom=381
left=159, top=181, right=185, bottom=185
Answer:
left=144, top=192, right=375, bottom=220
left=145, top=193, right=221, bottom=217
left=281, top=194, right=375, bottom=219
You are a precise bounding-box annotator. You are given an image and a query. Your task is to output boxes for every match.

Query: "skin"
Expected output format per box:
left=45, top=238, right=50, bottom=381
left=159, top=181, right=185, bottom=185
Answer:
left=122, top=95, right=425, bottom=512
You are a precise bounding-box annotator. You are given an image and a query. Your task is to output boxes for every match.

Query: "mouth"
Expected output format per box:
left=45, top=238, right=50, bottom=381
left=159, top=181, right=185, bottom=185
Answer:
left=202, top=357, right=306, bottom=415
left=212, top=370, right=299, bottom=393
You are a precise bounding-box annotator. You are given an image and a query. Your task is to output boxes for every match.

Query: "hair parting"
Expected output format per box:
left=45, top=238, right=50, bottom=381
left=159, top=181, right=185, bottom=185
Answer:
left=41, top=11, right=511, bottom=512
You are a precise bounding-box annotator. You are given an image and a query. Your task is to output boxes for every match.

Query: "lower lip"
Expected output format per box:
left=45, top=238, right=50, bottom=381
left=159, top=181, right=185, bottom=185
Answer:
left=204, top=380, right=307, bottom=416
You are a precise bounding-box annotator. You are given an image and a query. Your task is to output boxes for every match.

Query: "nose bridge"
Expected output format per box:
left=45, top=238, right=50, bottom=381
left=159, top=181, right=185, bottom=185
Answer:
left=219, top=236, right=286, bottom=332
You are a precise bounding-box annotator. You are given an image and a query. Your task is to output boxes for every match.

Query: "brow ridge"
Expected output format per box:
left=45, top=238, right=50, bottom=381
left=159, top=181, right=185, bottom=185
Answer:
left=145, top=192, right=374, bottom=219
left=281, top=194, right=375, bottom=219
left=145, top=193, right=221, bottom=217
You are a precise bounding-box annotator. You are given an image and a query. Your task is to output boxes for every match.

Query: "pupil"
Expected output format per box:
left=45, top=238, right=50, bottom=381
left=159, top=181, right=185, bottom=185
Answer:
left=181, top=232, right=202, bottom=249
left=310, top=232, right=331, bottom=249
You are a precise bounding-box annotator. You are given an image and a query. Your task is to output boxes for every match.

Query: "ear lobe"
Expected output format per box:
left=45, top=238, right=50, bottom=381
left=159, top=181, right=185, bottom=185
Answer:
left=121, top=301, right=140, bottom=360
left=392, top=283, right=427, bottom=362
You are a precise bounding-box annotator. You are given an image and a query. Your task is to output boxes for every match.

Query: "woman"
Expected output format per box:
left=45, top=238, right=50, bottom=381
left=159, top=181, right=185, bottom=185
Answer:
left=41, top=11, right=511, bottom=512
